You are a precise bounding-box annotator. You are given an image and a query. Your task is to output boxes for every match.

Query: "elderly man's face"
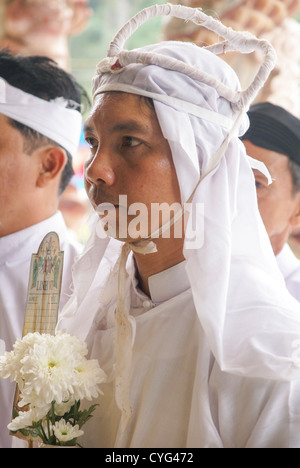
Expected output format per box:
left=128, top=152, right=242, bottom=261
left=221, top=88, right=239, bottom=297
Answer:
left=243, top=140, right=300, bottom=255
left=84, top=92, right=181, bottom=243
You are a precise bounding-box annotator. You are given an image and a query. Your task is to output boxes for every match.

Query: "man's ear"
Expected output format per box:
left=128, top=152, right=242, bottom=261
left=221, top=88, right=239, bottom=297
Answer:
left=290, top=194, right=300, bottom=228
left=36, top=146, right=67, bottom=188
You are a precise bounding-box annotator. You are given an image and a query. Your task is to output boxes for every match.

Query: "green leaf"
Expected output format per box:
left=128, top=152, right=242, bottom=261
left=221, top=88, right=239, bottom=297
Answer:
left=77, top=404, right=99, bottom=429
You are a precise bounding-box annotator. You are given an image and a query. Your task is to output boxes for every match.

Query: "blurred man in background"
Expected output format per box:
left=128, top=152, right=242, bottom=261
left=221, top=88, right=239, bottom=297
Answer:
left=0, top=50, right=87, bottom=448
left=241, top=102, right=300, bottom=301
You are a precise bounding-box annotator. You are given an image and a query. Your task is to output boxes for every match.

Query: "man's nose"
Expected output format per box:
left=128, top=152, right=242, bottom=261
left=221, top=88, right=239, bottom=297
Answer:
left=85, top=149, right=116, bottom=187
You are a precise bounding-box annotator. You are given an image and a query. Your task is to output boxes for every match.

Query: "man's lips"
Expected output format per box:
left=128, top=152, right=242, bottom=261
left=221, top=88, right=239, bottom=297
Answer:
left=87, top=184, right=120, bottom=210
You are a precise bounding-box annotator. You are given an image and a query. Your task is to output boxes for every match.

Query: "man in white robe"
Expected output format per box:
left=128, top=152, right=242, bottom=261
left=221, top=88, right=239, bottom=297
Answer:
left=57, top=4, right=300, bottom=448
left=241, top=103, right=300, bottom=301
left=0, top=50, right=85, bottom=448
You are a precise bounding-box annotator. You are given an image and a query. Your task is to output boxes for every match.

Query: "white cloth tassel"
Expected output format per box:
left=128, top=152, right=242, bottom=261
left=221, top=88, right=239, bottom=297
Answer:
left=115, top=243, right=134, bottom=431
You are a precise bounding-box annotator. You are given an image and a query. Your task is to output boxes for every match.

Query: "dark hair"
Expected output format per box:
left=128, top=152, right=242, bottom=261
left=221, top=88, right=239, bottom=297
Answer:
left=289, top=160, right=300, bottom=196
left=0, top=50, right=90, bottom=194
left=142, top=96, right=155, bottom=111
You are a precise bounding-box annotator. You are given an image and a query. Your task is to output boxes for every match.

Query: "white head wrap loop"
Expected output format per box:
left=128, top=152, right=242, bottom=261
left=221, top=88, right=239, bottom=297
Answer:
left=0, top=78, right=82, bottom=157
left=94, top=3, right=276, bottom=111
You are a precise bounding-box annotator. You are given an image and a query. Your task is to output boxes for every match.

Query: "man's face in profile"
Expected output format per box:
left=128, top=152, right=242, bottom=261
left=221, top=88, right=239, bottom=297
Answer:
left=84, top=92, right=182, bottom=243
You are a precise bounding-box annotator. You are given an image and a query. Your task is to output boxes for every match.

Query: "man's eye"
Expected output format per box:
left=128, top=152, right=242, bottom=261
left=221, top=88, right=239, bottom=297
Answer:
left=85, top=137, right=98, bottom=150
left=122, top=136, right=141, bottom=147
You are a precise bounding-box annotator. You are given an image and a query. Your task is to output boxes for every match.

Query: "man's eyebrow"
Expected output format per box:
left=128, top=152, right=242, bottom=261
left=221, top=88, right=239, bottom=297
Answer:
left=83, top=122, right=95, bottom=134
left=84, top=119, right=151, bottom=135
left=111, top=120, right=151, bottom=134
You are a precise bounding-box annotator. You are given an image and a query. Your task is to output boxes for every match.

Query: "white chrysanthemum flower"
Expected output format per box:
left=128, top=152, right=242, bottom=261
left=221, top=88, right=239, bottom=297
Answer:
left=0, top=351, right=17, bottom=381
left=8, top=411, right=35, bottom=432
left=53, top=420, right=84, bottom=443
left=73, top=359, right=107, bottom=401
left=7, top=407, right=47, bottom=432
left=19, top=337, right=78, bottom=408
left=0, top=333, right=46, bottom=386
left=51, top=332, right=89, bottom=362
left=1, top=332, right=106, bottom=444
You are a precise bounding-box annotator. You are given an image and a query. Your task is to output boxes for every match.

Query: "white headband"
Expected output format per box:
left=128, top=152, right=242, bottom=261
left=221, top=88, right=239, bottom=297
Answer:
left=94, top=82, right=234, bottom=131
left=0, top=78, right=82, bottom=157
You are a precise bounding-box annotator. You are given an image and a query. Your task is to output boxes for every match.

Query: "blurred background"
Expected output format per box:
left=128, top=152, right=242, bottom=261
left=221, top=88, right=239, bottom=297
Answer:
left=1, top=0, right=300, bottom=249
